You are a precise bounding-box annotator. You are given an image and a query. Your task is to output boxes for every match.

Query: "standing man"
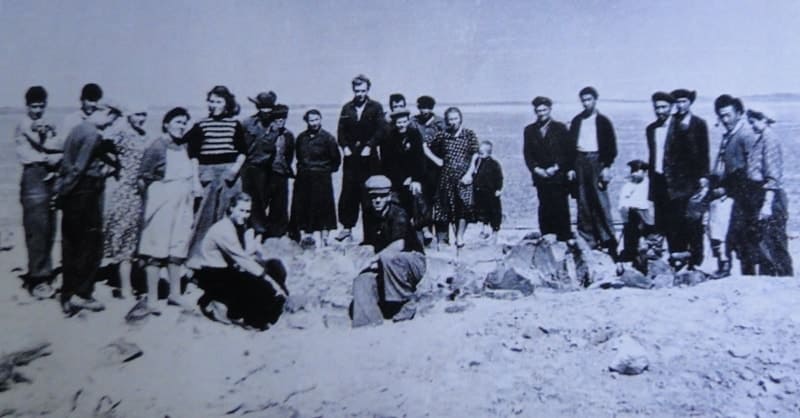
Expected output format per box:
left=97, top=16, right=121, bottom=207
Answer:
left=15, top=86, right=61, bottom=298
left=645, top=92, right=673, bottom=254
left=663, top=89, right=709, bottom=268
left=55, top=99, right=123, bottom=314
left=262, top=104, right=294, bottom=238
left=241, top=91, right=278, bottom=236
left=61, top=83, right=104, bottom=140
left=567, top=87, right=618, bottom=257
left=712, top=94, right=757, bottom=275
left=523, top=96, right=572, bottom=241
left=414, top=95, right=446, bottom=244
left=350, top=175, right=426, bottom=327
left=336, top=74, right=386, bottom=243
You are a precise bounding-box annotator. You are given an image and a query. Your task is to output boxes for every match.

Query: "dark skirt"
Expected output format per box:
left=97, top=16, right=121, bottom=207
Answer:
left=291, top=170, right=337, bottom=232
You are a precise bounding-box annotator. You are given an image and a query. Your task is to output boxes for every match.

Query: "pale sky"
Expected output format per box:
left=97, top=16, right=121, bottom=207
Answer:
left=1, top=0, right=799, bottom=107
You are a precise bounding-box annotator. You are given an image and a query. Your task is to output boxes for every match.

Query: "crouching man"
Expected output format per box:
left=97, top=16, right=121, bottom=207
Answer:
left=351, top=175, right=427, bottom=327
left=195, top=192, right=288, bottom=330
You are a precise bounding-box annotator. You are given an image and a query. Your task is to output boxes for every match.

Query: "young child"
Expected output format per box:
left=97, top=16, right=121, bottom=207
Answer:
left=472, top=140, right=503, bottom=244
left=687, top=175, right=733, bottom=278
left=617, top=159, right=657, bottom=273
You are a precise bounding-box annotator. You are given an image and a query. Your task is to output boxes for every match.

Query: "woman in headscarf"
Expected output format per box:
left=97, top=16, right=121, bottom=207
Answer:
left=426, top=107, right=479, bottom=248
left=745, top=108, right=793, bottom=276
left=102, top=104, right=150, bottom=298
left=136, top=107, right=201, bottom=312
left=184, top=86, right=247, bottom=267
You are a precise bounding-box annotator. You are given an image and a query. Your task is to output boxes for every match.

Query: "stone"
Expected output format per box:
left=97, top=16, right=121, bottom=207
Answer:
left=284, top=294, right=311, bottom=313
left=485, top=266, right=534, bottom=296
left=322, top=314, right=350, bottom=329
left=571, top=236, right=617, bottom=288
left=444, top=303, right=472, bottom=314
left=100, top=338, right=142, bottom=364
left=673, top=270, right=709, bottom=287
left=618, top=268, right=651, bottom=289
left=647, top=258, right=672, bottom=279
left=651, top=273, right=675, bottom=289
left=609, top=335, right=649, bottom=375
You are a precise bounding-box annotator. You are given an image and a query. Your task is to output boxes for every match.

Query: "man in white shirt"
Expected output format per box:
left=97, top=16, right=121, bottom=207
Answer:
left=645, top=91, right=674, bottom=244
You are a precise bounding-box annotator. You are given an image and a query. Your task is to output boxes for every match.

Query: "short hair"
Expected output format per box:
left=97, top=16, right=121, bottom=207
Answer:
left=579, top=86, right=598, bottom=99
left=443, top=106, right=462, bottom=121
left=651, top=91, right=674, bottom=104
left=227, top=192, right=253, bottom=213
left=303, top=109, right=322, bottom=122
left=746, top=109, right=775, bottom=124
left=351, top=74, right=371, bottom=89
left=161, top=107, right=191, bottom=133
left=80, top=83, right=103, bottom=101
left=389, top=93, right=406, bottom=105
left=480, top=140, right=493, bottom=148
left=531, top=96, right=552, bottom=108
left=207, top=85, right=240, bottom=118
left=416, top=95, right=436, bottom=109
left=714, top=94, right=744, bottom=114
left=25, top=86, right=47, bottom=105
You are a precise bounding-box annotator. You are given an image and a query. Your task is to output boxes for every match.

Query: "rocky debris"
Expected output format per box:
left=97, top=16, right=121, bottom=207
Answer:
left=571, top=236, right=618, bottom=288
left=651, top=273, right=675, bottom=289
left=322, top=314, right=350, bottom=329
left=647, top=258, right=672, bottom=279
left=100, top=338, right=143, bottom=365
left=0, top=342, right=51, bottom=391
left=501, top=234, right=579, bottom=290
left=284, top=294, right=311, bottom=314
left=674, top=270, right=710, bottom=287
left=591, top=267, right=651, bottom=290
left=609, top=335, right=649, bottom=375
left=485, top=266, right=534, bottom=296
left=444, top=302, right=473, bottom=314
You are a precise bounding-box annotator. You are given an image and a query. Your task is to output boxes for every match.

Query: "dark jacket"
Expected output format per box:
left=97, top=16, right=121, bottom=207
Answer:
left=473, top=156, right=503, bottom=192
left=337, top=98, right=386, bottom=154
left=523, top=120, right=571, bottom=185
left=568, top=111, right=617, bottom=168
left=242, top=114, right=274, bottom=166
left=371, top=202, right=424, bottom=254
left=412, top=113, right=446, bottom=144
left=295, top=128, right=341, bottom=173
left=268, top=129, right=295, bottom=177
left=379, top=127, right=426, bottom=189
left=647, top=113, right=710, bottom=200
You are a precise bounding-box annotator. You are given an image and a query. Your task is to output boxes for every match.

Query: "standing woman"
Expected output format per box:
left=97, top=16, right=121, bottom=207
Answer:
left=291, top=109, right=341, bottom=248
left=745, top=109, right=793, bottom=276
left=137, top=107, right=201, bottom=311
left=103, top=106, right=150, bottom=299
left=185, top=86, right=247, bottom=267
left=427, top=107, right=479, bottom=248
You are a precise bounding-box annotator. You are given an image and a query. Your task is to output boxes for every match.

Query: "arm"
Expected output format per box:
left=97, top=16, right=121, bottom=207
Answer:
left=284, top=131, right=295, bottom=168
left=522, top=127, right=538, bottom=174
left=337, top=106, right=352, bottom=154
left=423, top=141, right=443, bottom=167
left=696, top=119, right=710, bottom=177
left=227, top=122, right=247, bottom=178
left=329, top=132, right=342, bottom=173
left=367, top=102, right=386, bottom=150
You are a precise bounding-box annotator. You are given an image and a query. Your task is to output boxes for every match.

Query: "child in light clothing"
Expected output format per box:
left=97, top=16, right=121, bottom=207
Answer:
left=618, top=160, right=657, bottom=272
left=687, top=175, right=733, bottom=278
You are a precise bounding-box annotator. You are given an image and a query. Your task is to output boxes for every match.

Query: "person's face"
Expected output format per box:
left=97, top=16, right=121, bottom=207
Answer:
left=165, top=115, right=189, bottom=139
left=390, top=100, right=406, bottom=112
left=534, top=105, right=551, bottom=123
left=352, top=82, right=369, bottom=104
left=445, top=111, right=461, bottom=131
left=716, top=105, right=741, bottom=132
left=370, top=193, right=390, bottom=213
left=94, top=109, right=120, bottom=129
left=229, top=200, right=252, bottom=226
left=479, top=143, right=492, bottom=157
left=748, top=117, right=768, bottom=134
left=653, top=100, right=672, bottom=121
left=580, top=94, right=596, bottom=113
left=27, top=102, right=46, bottom=120
left=127, top=112, right=148, bottom=131
left=305, top=113, right=322, bottom=131
left=81, top=99, right=98, bottom=115
left=207, top=94, right=226, bottom=117
left=674, top=98, right=692, bottom=115
left=418, top=106, right=433, bottom=116
left=394, top=116, right=410, bottom=133
left=271, top=117, right=286, bottom=130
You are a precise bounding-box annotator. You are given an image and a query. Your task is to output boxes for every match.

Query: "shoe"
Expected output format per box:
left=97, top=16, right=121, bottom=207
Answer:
left=29, top=282, right=55, bottom=300
left=61, top=299, right=79, bottom=316
left=334, top=230, right=352, bottom=242
left=300, top=236, right=316, bottom=250
left=392, top=303, right=417, bottom=323
left=71, top=296, right=105, bottom=312
left=478, top=231, right=490, bottom=240
left=712, top=259, right=731, bottom=280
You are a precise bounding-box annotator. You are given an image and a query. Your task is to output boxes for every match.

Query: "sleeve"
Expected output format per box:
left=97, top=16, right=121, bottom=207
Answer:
left=468, top=130, right=479, bottom=155
left=284, top=131, right=295, bottom=167
left=57, top=129, right=101, bottom=195
left=233, top=121, right=247, bottom=154
left=214, top=225, right=265, bottom=277
left=566, top=117, right=579, bottom=171
left=429, top=132, right=443, bottom=157
left=337, top=106, right=350, bottom=149
left=409, top=131, right=426, bottom=183
left=328, top=132, right=342, bottom=173
left=762, top=132, right=783, bottom=190
left=696, top=120, right=710, bottom=176
left=604, top=116, right=618, bottom=167
left=388, top=209, right=411, bottom=244
left=368, top=103, right=387, bottom=149
left=494, top=160, right=504, bottom=191
left=184, top=123, right=203, bottom=159
left=522, top=126, right=538, bottom=173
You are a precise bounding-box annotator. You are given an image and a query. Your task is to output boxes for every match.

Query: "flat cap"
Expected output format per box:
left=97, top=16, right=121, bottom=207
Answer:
left=365, top=175, right=392, bottom=194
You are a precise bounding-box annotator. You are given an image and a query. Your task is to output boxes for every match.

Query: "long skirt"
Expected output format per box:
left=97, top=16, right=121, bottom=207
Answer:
left=188, top=163, right=241, bottom=265
left=574, top=152, right=616, bottom=251
left=138, top=178, right=195, bottom=264
left=291, top=170, right=337, bottom=233
left=351, top=251, right=426, bottom=327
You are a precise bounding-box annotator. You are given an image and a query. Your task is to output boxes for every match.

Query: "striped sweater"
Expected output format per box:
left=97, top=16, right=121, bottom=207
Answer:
left=185, top=117, right=247, bottom=164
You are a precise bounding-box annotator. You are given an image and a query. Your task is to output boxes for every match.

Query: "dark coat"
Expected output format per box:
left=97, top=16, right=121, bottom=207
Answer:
left=568, top=112, right=617, bottom=168
left=337, top=98, right=386, bottom=154
left=473, top=156, right=503, bottom=193
left=379, top=127, right=426, bottom=190
left=523, top=120, right=571, bottom=185
left=650, top=113, right=709, bottom=199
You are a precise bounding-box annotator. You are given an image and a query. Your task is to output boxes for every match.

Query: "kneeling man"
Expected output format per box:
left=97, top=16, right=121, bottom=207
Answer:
left=196, top=192, right=288, bottom=330
left=351, top=175, right=427, bottom=327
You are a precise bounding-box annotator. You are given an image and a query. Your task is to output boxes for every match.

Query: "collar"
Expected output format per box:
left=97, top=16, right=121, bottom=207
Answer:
left=726, top=118, right=745, bottom=137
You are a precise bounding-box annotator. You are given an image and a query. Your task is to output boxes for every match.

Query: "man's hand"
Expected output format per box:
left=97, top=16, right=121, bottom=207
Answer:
left=223, top=168, right=238, bottom=184
left=534, top=167, right=549, bottom=178
left=410, top=181, right=422, bottom=195
left=759, top=203, right=773, bottom=221
left=600, top=167, right=612, bottom=183
left=360, top=145, right=371, bottom=157
left=567, top=170, right=576, bottom=181
left=460, top=173, right=473, bottom=185
left=545, top=165, right=559, bottom=177
left=343, top=146, right=353, bottom=157
left=495, top=189, right=502, bottom=197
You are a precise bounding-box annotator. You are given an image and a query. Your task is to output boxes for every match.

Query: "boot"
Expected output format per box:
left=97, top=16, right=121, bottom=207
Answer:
left=712, top=259, right=731, bottom=279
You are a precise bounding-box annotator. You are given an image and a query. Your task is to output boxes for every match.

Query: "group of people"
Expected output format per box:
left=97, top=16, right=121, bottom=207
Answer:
left=12, top=76, right=794, bottom=330
left=524, top=88, right=793, bottom=280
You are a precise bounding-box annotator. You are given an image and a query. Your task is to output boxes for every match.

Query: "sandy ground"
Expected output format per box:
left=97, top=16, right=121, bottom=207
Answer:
left=1, top=227, right=800, bottom=418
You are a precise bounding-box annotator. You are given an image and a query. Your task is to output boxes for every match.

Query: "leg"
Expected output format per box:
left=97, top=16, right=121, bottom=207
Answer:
left=119, top=260, right=133, bottom=299
left=20, top=166, right=56, bottom=288
left=338, top=157, right=359, bottom=232
left=351, top=271, right=383, bottom=327
left=144, top=264, right=161, bottom=308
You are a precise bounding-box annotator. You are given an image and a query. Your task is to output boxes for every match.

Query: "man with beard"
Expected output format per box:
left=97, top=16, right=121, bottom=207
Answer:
left=567, top=87, right=618, bottom=259
left=350, top=175, right=426, bottom=327
left=523, top=96, right=572, bottom=242
left=662, top=89, right=709, bottom=269
left=241, top=91, right=278, bottom=236
left=336, top=74, right=385, bottom=243
left=379, top=109, right=427, bottom=241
